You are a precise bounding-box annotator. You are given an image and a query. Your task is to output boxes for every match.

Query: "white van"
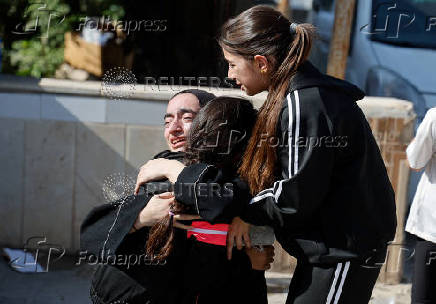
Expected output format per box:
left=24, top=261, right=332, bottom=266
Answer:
left=309, top=0, right=436, bottom=210
left=309, top=0, right=436, bottom=121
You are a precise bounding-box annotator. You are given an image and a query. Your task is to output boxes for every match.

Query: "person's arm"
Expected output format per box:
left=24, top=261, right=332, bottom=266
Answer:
left=80, top=179, right=175, bottom=258
left=241, top=90, right=334, bottom=228
left=134, top=159, right=185, bottom=194
left=406, top=109, right=436, bottom=171
left=174, top=90, right=335, bottom=228
left=133, top=153, right=255, bottom=224
left=245, top=245, right=275, bottom=270
left=80, top=193, right=151, bottom=259
left=173, top=166, right=252, bottom=223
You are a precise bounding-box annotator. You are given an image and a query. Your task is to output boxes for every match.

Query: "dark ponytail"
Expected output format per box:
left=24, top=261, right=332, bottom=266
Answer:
left=219, top=5, right=315, bottom=194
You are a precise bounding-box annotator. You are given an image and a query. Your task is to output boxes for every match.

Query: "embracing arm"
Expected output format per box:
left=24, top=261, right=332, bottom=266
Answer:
left=173, top=164, right=252, bottom=223
left=80, top=193, right=151, bottom=259
left=174, top=90, right=335, bottom=228
left=241, top=89, right=334, bottom=228
left=80, top=183, right=175, bottom=259
left=134, top=157, right=252, bottom=223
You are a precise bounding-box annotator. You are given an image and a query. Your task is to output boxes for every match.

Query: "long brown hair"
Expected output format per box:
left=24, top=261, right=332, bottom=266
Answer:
left=219, top=5, right=315, bottom=194
left=146, top=97, right=257, bottom=261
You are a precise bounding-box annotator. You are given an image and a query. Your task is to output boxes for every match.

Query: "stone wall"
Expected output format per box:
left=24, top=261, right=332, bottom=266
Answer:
left=0, top=117, right=168, bottom=251
left=0, top=76, right=265, bottom=253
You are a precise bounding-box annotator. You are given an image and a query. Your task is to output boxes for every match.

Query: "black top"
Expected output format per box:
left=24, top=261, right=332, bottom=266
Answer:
left=174, top=61, right=397, bottom=264
left=80, top=150, right=265, bottom=304
left=81, top=150, right=187, bottom=304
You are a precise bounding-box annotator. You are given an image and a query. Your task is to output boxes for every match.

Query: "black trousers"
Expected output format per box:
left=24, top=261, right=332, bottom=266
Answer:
left=182, top=238, right=268, bottom=304
left=286, top=251, right=386, bottom=304
left=411, top=237, right=436, bottom=304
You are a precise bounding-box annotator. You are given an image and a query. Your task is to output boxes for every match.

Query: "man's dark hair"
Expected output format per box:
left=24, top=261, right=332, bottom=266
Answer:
left=185, top=96, right=257, bottom=169
left=169, top=89, right=216, bottom=107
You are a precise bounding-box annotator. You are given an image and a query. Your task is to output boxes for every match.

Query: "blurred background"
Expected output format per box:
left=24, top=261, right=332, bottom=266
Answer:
left=0, top=0, right=311, bottom=81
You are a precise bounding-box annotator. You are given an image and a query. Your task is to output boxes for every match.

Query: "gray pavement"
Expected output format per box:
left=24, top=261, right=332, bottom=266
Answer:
left=0, top=254, right=93, bottom=304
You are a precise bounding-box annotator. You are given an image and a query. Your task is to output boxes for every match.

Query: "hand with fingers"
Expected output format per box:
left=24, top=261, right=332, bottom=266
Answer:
left=245, top=245, right=275, bottom=270
left=226, top=216, right=251, bottom=260
left=130, top=192, right=201, bottom=233
left=134, top=159, right=185, bottom=195
left=131, top=192, right=175, bottom=232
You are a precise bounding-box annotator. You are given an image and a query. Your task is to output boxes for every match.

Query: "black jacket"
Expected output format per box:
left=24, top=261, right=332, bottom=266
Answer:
left=173, top=61, right=397, bottom=264
left=175, top=165, right=252, bottom=224
left=174, top=165, right=267, bottom=304
left=81, top=150, right=266, bottom=304
left=81, top=150, right=187, bottom=304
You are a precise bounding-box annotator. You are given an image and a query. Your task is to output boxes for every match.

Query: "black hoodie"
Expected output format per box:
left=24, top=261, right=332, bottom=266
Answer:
left=174, top=61, right=397, bottom=264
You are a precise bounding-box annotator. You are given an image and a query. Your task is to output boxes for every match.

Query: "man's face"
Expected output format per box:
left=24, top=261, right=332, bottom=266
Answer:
left=164, top=93, right=200, bottom=152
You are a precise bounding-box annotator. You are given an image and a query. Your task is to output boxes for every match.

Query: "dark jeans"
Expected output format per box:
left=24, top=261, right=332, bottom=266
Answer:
left=411, top=237, right=436, bottom=304
left=181, top=239, right=268, bottom=304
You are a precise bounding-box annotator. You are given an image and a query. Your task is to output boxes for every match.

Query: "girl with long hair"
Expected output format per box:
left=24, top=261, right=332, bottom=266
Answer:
left=144, top=96, right=270, bottom=304
left=136, top=5, right=397, bottom=303
left=218, top=6, right=396, bottom=303
left=146, top=96, right=258, bottom=262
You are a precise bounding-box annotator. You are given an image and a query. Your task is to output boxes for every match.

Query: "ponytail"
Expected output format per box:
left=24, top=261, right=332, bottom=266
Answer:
left=219, top=6, right=315, bottom=193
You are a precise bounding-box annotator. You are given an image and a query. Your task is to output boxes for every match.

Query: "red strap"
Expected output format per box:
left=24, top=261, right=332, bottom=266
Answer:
left=187, top=221, right=229, bottom=246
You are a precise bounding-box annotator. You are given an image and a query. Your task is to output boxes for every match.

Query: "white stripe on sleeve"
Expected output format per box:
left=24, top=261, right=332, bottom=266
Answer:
left=250, top=91, right=300, bottom=205
left=287, top=93, right=294, bottom=176
left=250, top=192, right=275, bottom=204
left=294, top=90, right=301, bottom=175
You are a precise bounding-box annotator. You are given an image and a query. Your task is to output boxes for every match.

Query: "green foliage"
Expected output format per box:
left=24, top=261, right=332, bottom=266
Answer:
left=9, top=40, right=64, bottom=77
left=102, top=4, right=125, bottom=21
left=1, top=0, right=125, bottom=77
left=9, top=0, right=71, bottom=77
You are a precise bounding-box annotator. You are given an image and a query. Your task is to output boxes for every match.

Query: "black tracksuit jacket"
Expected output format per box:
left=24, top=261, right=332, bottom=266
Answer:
left=173, top=61, right=397, bottom=264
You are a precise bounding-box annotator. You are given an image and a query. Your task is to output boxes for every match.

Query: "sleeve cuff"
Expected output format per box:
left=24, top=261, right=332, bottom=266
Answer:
left=174, top=163, right=212, bottom=213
